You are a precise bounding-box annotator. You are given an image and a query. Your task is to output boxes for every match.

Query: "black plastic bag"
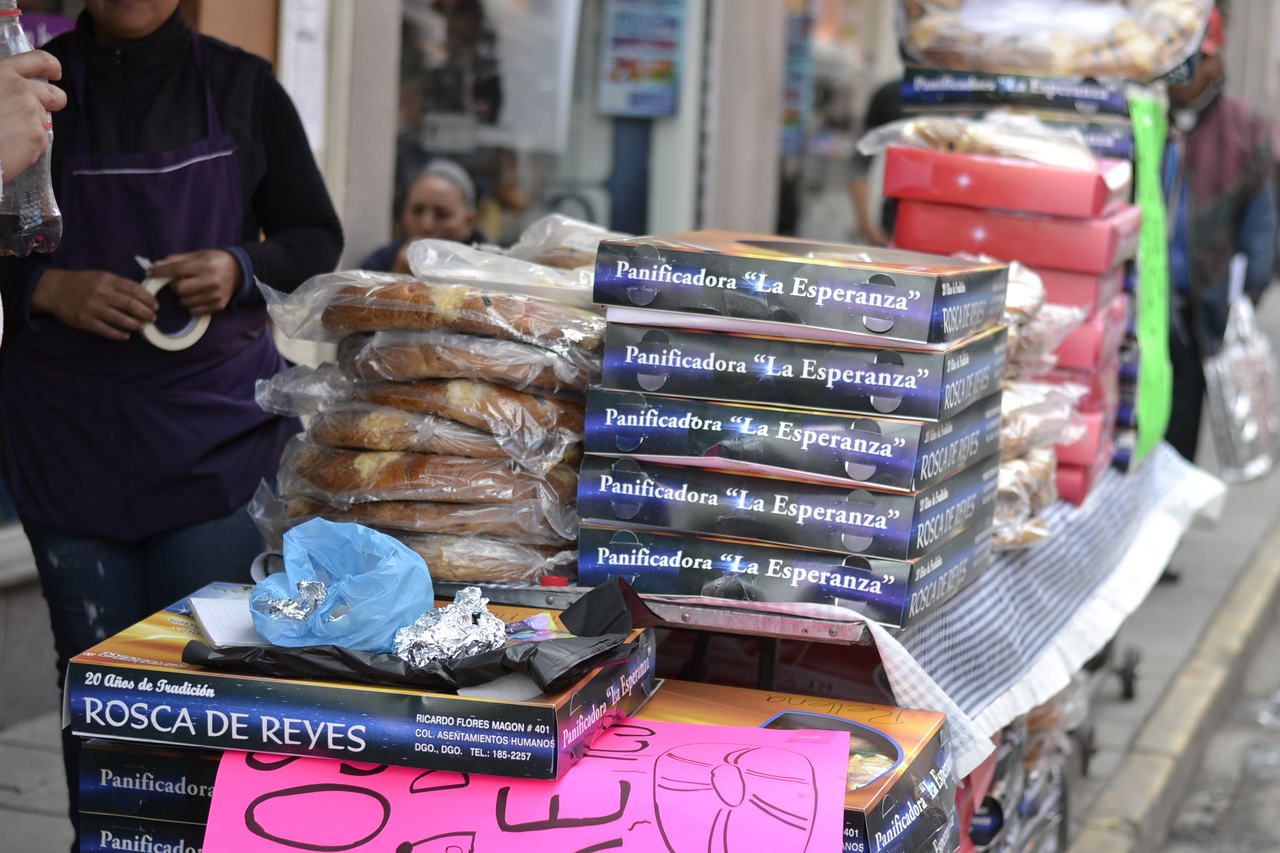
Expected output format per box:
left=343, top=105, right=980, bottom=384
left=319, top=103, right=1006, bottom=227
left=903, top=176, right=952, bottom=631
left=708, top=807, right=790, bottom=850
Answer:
left=183, top=578, right=652, bottom=694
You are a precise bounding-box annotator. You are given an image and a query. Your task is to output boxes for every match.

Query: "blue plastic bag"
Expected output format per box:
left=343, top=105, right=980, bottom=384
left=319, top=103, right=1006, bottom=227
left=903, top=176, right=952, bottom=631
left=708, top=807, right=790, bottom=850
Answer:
left=250, top=519, right=434, bottom=653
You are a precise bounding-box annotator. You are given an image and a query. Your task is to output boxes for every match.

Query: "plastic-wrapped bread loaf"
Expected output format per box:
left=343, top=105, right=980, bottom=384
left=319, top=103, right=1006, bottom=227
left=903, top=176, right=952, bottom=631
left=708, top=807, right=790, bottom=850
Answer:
left=338, top=329, right=596, bottom=392
left=308, top=403, right=510, bottom=458
left=356, top=378, right=584, bottom=439
left=279, top=438, right=579, bottom=507
left=263, top=271, right=605, bottom=357
left=994, top=447, right=1058, bottom=548
left=321, top=279, right=605, bottom=353
left=279, top=496, right=576, bottom=545
left=505, top=213, right=630, bottom=270
left=390, top=532, right=577, bottom=584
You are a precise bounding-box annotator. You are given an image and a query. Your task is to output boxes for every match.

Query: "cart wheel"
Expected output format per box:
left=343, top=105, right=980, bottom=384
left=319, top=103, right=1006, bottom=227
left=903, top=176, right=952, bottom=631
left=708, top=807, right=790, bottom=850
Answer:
left=1116, top=647, right=1140, bottom=701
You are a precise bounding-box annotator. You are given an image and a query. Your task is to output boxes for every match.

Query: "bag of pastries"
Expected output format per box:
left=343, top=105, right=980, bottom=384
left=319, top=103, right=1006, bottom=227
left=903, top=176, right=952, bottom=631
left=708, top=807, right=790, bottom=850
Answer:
left=258, top=366, right=583, bottom=473
left=338, top=328, right=597, bottom=393
left=899, top=0, right=1211, bottom=81
left=262, top=269, right=604, bottom=362
left=994, top=446, right=1058, bottom=548
left=1001, top=380, right=1087, bottom=459
left=504, top=212, right=630, bottom=270
left=249, top=483, right=575, bottom=546
left=277, top=437, right=578, bottom=509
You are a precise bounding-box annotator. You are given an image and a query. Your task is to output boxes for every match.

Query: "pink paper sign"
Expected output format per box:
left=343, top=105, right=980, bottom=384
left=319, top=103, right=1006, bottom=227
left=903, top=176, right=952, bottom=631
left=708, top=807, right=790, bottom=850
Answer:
left=204, top=718, right=849, bottom=852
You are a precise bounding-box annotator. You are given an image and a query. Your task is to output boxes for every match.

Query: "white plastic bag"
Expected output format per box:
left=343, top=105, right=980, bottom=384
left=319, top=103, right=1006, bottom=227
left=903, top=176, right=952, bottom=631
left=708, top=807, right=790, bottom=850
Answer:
left=1203, top=256, right=1280, bottom=483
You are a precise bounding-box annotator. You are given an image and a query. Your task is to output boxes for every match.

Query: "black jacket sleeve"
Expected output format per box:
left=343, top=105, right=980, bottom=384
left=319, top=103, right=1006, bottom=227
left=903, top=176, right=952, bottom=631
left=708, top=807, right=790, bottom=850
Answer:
left=240, top=74, right=343, bottom=295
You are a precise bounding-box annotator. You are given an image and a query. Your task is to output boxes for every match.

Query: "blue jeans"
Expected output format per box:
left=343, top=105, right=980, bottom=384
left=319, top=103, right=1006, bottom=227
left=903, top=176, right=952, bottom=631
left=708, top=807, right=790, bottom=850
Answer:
left=25, top=501, right=265, bottom=849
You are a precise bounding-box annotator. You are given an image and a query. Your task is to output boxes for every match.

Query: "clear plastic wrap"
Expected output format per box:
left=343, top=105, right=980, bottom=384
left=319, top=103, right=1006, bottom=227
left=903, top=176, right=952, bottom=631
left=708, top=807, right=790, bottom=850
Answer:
left=260, top=271, right=605, bottom=361
left=259, top=365, right=584, bottom=473
left=307, top=403, right=510, bottom=459
left=858, top=112, right=1097, bottom=171
left=405, top=238, right=595, bottom=308
left=504, top=213, right=630, bottom=270
left=277, top=437, right=579, bottom=509
left=355, top=378, right=583, bottom=466
left=256, top=363, right=353, bottom=418
left=1203, top=294, right=1280, bottom=484
left=995, top=447, right=1058, bottom=549
left=1002, top=380, right=1088, bottom=458
left=391, top=532, right=577, bottom=584
left=250, top=483, right=576, bottom=546
left=1009, top=303, right=1088, bottom=369
left=898, top=0, right=1211, bottom=82
left=1004, top=259, right=1047, bottom=325
left=338, top=328, right=598, bottom=393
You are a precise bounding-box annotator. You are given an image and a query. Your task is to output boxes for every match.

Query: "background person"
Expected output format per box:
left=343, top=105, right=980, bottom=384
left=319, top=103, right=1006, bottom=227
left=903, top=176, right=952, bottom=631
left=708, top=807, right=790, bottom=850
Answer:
left=360, top=158, right=486, bottom=273
left=0, top=1, right=343, bottom=844
left=1163, top=5, right=1277, bottom=462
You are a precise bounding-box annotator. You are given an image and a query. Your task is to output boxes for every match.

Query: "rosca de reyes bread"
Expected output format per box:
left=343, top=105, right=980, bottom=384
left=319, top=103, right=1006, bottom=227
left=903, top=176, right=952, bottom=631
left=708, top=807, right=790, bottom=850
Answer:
left=356, top=378, right=585, bottom=437
left=319, top=280, right=605, bottom=355
left=390, top=532, right=576, bottom=583
left=338, top=330, right=596, bottom=392
left=281, top=496, right=574, bottom=545
left=307, top=404, right=509, bottom=458
left=280, top=439, right=579, bottom=506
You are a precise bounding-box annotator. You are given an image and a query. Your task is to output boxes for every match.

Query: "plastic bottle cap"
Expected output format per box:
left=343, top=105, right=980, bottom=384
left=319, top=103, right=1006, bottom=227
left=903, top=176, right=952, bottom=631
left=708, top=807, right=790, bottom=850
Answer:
left=540, top=576, right=570, bottom=587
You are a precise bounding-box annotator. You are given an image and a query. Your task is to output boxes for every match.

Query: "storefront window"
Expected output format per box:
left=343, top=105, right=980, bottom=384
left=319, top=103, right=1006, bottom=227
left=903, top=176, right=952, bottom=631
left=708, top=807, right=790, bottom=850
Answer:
left=397, top=0, right=582, bottom=244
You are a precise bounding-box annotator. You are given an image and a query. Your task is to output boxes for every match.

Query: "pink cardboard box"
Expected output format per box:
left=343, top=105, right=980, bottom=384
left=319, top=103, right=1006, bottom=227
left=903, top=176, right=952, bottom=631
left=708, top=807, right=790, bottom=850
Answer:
left=1054, top=293, right=1129, bottom=371
left=894, top=200, right=1142, bottom=275
left=1039, top=355, right=1121, bottom=414
left=884, top=145, right=1132, bottom=219
left=1034, top=265, right=1125, bottom=317
left=1057, top=406, right=1117, bottom=467
left=1057, top=438, right=1115, bottom=506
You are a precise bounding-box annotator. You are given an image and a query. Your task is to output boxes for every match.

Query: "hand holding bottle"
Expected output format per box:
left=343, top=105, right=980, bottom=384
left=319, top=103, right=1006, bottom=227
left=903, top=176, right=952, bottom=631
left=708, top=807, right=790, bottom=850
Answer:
left=0, top=50, right=64, bottom=181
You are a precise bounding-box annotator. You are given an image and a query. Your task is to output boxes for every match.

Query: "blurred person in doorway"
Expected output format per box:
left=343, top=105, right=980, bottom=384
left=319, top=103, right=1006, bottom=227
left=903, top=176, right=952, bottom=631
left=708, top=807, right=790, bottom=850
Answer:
left=849, top=77, right=903, bottom=246
left=0, top=0, right=343, bottom=846
left=1163, top=5, right=1276, bottom=462
left=360, top=158, right=487, bottom=273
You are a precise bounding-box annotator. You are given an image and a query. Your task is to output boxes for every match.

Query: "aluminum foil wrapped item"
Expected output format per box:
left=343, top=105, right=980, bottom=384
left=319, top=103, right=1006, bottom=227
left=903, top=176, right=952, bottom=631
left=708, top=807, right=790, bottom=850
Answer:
left=393, top=586, right=506, bottom=668
left=256, top=579, right=327, bottom=622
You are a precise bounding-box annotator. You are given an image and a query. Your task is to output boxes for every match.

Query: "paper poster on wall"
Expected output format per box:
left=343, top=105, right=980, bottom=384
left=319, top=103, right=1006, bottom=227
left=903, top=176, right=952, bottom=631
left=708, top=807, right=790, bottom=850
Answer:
left=598, top=0, right=684, bottom=118
left=278, top=0, right=330, bottom=156
left=203, top=719, right=849, bottom=851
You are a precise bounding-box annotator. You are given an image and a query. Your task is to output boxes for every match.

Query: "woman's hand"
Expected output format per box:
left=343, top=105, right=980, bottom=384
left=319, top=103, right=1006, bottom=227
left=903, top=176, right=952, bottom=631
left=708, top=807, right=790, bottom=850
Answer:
left=31, top=268, right=158, bottom=341
left=151, top=250, right=242, bottom=315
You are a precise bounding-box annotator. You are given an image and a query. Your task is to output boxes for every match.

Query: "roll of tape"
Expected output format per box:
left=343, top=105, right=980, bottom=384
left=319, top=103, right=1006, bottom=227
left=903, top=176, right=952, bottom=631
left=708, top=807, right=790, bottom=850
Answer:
left=141, top=277, right=210, bottom=351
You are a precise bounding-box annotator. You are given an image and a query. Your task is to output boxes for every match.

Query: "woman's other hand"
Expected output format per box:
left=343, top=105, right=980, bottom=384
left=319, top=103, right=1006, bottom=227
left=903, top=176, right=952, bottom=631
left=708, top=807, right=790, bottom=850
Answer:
left=31, top=268, right=158, bottom=341
left=152, top=249, right=241, bottom=315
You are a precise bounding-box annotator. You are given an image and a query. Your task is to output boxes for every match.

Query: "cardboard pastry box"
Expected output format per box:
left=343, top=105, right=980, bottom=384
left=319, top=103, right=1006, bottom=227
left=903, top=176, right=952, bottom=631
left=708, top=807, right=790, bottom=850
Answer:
left=578, top=521, right=994, bottom=629
left=894, top=200, right=1142, bottom=275
left=584, top=389, right=1003, bottom=493
left=66, top=584, right=656, bottom=780
left=577, top=452, right=999, bottom=561
left=883, top=145, right=1132, bottom=220
left=601, top=323, right=1007, bottom=422
left=593, top=230, right=1007, bottom=345
left=636, top=680, right=959, bottom=853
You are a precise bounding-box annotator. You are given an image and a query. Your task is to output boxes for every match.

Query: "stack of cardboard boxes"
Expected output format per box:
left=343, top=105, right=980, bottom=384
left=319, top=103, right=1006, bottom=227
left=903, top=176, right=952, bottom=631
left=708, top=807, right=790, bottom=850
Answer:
left=888, top=146, right=1138, bottom=505
left=577, top=231, right=1008, bottom=629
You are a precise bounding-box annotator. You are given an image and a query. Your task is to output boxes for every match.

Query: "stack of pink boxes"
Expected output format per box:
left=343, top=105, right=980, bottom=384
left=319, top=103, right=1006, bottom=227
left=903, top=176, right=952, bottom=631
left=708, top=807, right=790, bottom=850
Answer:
left=886, top=143, right=1138, bottom=505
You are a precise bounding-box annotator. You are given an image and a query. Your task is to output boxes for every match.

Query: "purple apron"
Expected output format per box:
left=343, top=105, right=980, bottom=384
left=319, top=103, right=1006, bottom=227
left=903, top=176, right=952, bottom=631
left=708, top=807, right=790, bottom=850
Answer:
left=0, top=35, right=295, bottom=540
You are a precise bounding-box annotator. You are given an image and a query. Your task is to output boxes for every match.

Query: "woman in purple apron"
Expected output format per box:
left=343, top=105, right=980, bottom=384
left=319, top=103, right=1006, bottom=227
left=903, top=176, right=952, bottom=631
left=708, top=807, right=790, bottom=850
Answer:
left=0, top=1, right=343, bottom=843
